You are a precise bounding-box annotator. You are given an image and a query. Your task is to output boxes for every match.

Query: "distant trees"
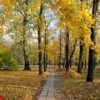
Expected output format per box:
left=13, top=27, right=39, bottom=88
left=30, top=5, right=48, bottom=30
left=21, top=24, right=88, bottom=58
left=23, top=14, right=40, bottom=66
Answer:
left=56, top=0, right=93, bottom=70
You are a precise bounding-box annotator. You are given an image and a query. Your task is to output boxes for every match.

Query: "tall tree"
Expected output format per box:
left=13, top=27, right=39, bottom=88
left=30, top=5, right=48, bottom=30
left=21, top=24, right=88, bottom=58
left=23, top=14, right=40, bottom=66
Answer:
left=38, top=3, right=43, bottom=74
left=86, top=0, right=99, bottom=82
left=68, top=39, right=77, bottom=68
left=1, top=0, right=32, bottom=70
left=43, top=24, right=47, bottom=72
left=77, top=0, right=85, bottom=74
left=23, top=0, right=31, bottom=70
left=43, top=19, right=53, bottom=72
left=65, top=31, right=69, bottom=71
left=77, top=38, right=84, bottom=73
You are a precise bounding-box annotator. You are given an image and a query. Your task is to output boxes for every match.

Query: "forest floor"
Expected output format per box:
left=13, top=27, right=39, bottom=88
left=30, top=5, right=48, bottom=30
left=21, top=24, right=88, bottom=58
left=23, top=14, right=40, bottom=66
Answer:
left=0, top=66, right=99, bottom=100
left=56, top=66, right=100, bottom=100
left=0, top=66, right=50, bottom=100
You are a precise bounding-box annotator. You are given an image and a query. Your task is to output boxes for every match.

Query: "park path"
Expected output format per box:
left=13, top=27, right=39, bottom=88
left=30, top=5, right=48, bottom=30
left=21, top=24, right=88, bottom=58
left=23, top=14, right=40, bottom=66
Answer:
left=38, top=66, right=66, bottom=100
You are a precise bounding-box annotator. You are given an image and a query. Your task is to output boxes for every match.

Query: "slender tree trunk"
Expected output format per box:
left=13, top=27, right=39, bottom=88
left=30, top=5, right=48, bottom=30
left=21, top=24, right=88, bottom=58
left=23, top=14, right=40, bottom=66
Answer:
left=68, top=39, right=77, bottom=68
left=80, top=61, right=84, bottom=70
left=86, top=0, right=99, bottom=82
left=44, top=29, right=47, bottom=72
left=38, top=26, right=42, bottom=74
left=44, top=20, right=53, bottom=69
left=59, top=30, right=62, bottom=68
left=85, top=59, right=87, bottom=69
left=77, top=0, right=84, bottom=73
left=43, top=51, right=46, bottom=72
left=77, top=44, right=84, bottom=73
left=23, top=0, right=30, bottom=70
left=54, top=54, right=56, bottom=69
left=63, top=58, right=65, bottom=68
left=94, top=51, right=97, bottom=69
left=46, top=34, right=48, bottom=68
left=69, top=60, right=72, bottom=68
left=84, top=51, right=87, bottom=69
left=46, top=53, right=48, bottom=68
left=65, top=32, right=69, bottom=71
left=38, top=4, right=43, bottom=75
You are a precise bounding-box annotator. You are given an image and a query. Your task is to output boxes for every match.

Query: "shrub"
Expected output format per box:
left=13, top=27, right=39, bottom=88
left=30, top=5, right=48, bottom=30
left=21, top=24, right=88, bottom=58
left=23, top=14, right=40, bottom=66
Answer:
left=0, top=51, right=19, bottom=71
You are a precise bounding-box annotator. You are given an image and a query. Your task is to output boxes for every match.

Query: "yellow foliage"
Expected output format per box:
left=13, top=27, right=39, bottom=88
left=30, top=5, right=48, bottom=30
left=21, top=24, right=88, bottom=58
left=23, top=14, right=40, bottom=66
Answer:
left=56, top=0, right=94, bottom=45
left=0, top=43, right=6, bottom=51
left=0, top=26, right=4, bottom=37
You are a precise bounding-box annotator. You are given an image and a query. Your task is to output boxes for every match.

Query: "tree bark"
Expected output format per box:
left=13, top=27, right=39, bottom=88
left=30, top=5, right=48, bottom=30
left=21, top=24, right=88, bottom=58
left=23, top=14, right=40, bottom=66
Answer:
left=46, top=38, right=48, bottom=68
left=59, top=30, right=62, bottom=68
left=68, top=39, right=77, bottom=68
left=77, top=44, right=84, bottom=73
left=23, top=0, right=30, bottom=70
left=23, top=38, right=30, bottom=70
left=84, top=51, right=87, bottom=69
left=38, top=25, right=42, bottom=74
left=44, top=29, right=47, bottom=72
left=86, top=0, right=99, bottom=82
left=77, top=0, right=84, bottom=73
left=65, top=32, right=69, bottom=71
left=38, top=3, right=43, bottom=75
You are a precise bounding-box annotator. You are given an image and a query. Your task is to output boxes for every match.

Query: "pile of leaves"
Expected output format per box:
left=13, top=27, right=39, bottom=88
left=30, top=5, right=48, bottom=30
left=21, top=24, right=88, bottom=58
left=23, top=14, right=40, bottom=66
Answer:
left=64, top=70, right=81, bottom=78
left=56, top=68, right=81, bottom=78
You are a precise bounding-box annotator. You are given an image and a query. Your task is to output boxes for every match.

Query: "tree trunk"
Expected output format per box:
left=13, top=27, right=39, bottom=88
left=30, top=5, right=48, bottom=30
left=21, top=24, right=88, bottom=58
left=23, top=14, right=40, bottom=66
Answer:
left=23, top=39, right=30, bottom=70
left=38, top=26, right=42, bottom=74
left=86, top=46, right=94, bottom=82
left=69, top=60, right=72, bottom=68
left=68, top=39, right=77, bottom=68
left=46, top=35, right=48, bottom=68
left=77, top=44, right=84, bottom=73
left=84, top=52, right=87, bottom=69
left=54, top=54, right=56, bottom=68
left=65, top=32, right=69, bottom=71
left=38, top=3, right=43, bottom=75
left=59, top=30, right=62, bottom=68
left=23, top=0, right=30, bottom=70
left=46, top=53, right=48, bottom=68
left=77, top=0, right=84, bottom=73
left=63, top=58, right=65, bottom=68
left=44, top=29, right=47, bottom=72
left=85, top=60, right=87, bottom=69
left=94, top=51, right=97, bottom=69
left=86, top=0, right=99, bottom=82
